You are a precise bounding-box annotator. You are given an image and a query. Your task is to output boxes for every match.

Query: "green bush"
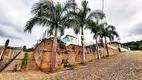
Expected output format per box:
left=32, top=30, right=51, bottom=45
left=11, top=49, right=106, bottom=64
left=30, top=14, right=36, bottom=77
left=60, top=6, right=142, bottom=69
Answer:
left=0, top=62, right=6, bottom=69
left=139, top=45, right=142, bottom=50
left=21, top=52, right=28, bottom=69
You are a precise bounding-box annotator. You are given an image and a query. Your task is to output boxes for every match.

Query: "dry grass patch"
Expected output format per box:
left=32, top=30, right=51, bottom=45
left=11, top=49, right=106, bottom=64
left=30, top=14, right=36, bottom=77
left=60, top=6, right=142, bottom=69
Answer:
left=135, top=51, right=142, bottom=61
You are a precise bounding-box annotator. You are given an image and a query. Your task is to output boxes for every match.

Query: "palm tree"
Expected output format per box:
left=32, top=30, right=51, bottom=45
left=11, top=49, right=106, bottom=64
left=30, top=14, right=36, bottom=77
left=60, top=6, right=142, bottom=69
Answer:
left=67, top=0, right=105, bottom=63
left=100, top=24, right=119, bottom=57
left=87, top=21, right=105, bottom=59
left=24, top=0, right=76, bottom=72
left=107, top=25, right=119, bottom=42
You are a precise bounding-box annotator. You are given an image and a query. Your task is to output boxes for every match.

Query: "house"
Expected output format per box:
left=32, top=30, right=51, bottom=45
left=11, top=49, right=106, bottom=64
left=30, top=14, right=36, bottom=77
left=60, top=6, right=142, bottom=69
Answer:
left=61, top=35, right=79, bottom=46
left=107, top=41, right=130, bottom=52
left=107, top=41, right=120, bottom=47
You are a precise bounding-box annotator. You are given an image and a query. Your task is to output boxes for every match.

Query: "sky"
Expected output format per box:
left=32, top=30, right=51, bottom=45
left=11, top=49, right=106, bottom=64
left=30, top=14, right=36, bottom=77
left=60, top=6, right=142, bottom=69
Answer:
left=0, top=0, right=142, bottom=48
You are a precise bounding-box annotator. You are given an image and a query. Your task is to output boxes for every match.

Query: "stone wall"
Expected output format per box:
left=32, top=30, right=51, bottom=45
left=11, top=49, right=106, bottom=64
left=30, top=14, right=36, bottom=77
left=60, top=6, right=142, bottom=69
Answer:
left=27, top=52, right=39, bottom=70
left=103, top=45, right=120, bottom=57
left=32, top=39, right=120, bottom=71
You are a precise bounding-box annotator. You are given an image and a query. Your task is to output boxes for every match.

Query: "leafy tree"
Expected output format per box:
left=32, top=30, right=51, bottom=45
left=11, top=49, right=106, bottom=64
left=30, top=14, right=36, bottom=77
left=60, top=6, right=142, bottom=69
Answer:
left=129, top=45, right=137, bottom=50
left=122, top=40, right=142, bottom=50
left=139, top=45, right=142, bottom=50
left=24, top=0, right=76, bottom=72
left=23, top=45, right=27, bottom=51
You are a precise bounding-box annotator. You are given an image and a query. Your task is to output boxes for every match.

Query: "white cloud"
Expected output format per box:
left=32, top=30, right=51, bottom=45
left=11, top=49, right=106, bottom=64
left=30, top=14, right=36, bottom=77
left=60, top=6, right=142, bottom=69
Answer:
left=0, top=0, right=45, bottom=47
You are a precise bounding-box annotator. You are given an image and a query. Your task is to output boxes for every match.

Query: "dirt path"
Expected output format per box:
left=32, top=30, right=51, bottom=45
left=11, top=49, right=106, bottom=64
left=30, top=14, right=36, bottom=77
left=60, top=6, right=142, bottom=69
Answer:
left=0, top=51, right=142, bottom=80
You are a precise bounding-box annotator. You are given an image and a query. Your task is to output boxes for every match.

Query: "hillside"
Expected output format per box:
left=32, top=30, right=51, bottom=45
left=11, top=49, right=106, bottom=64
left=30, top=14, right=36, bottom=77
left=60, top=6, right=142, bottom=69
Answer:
left=122, top=40, right=142, bottom=50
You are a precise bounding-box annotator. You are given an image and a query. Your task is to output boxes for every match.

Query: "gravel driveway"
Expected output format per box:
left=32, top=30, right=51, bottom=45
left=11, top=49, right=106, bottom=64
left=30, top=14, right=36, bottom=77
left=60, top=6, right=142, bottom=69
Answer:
left=0, top=51, right=142, bottom=80
left=45, top=51, right=142, bottom=80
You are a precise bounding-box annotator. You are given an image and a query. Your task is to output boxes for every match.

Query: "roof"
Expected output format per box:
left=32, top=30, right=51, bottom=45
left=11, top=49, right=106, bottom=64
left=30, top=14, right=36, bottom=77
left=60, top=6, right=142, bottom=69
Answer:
left=107, top=41, right=120, bottom=44
left=66, top=35, right=77, bottom=39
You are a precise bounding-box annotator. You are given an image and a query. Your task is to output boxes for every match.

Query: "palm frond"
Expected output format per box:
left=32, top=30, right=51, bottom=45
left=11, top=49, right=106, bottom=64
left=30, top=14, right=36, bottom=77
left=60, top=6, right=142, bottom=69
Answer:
left=65, top=18, right=80, bottom=28
left=61, top=0, right=77, bottom=13
left=87, top=10, right=105, bottom=20
left=60, top=11, right=79, bottom=25
left=24, top=16, right=40, bottom=33
left=31, top=0, right=52, bottom=15
left=108, top=30, right=119, bottom=38
left=73, top=26, right=80, bottom=35
left=47, top=24, right=55, bottom=36
left=106, top=25, right=116, bottom=31
left=103, top=25, right=119, bottom=40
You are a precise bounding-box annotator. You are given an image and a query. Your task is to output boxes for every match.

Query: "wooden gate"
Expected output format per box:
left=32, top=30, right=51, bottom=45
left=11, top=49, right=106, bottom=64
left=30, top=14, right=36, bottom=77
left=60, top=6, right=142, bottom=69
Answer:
left=0, top=39, right=22, bottom=72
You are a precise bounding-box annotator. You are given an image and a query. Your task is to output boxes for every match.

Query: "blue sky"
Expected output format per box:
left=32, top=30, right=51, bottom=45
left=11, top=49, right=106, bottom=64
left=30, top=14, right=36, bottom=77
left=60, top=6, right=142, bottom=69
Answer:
left=0, top=0, right=142, bottom=47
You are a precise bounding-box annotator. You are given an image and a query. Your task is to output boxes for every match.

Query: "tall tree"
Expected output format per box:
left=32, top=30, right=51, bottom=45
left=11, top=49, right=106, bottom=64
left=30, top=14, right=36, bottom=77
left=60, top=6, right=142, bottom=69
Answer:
left=66, top=0, right=105, bottom=63
left=87, top=21, right=106, bottom=59
left=24, top=0, right=76, bottom=72
left=100, top=24, right=119, bottom=57
left=106, top=25, right=119, bottom=42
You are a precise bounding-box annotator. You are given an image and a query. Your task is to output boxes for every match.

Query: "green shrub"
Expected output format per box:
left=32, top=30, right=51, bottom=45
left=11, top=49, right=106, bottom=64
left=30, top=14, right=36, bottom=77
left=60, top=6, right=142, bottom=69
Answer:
left=21, top=52, right=28, bottom=69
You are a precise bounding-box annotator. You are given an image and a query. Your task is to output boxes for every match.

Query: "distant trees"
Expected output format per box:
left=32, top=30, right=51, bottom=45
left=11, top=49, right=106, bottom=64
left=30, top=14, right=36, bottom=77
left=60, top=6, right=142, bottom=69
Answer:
left=123, top=41, right=142, bottom=50
left=23, top=45, right=27, bottom=51
left=25, top=48, right=34, bottom=52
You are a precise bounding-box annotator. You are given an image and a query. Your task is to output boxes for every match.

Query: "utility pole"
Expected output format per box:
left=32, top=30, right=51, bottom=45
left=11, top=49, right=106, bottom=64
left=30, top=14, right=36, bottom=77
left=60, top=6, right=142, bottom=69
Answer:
left=102, top=0, right=104, bottom=11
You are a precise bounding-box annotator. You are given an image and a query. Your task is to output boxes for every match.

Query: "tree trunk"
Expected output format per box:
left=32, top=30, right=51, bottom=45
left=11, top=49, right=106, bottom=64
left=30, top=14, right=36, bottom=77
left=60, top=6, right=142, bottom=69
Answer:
left=100, top=37, right=105, bottom=57
left=81, top=27, right=86, bottom=64
left=95, top=37, right=100, bottom=59
left=100, top=37, right=104, bottom=47
left=104, top=36, right=109, bottom=57
left=50, top=27, right=58, bottom=72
